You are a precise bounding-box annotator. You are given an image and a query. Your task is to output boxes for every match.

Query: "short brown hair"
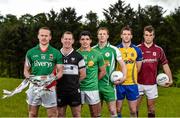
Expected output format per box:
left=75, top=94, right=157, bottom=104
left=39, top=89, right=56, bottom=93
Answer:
left=144, top=25, right=155, bottom=34
left=38, top=27, right=51, bottom=36
left=120, top=25, right=132, bottom=34
left=97, top=27, right=109, bottom=35
left=62, top=31, right=74, bottom=39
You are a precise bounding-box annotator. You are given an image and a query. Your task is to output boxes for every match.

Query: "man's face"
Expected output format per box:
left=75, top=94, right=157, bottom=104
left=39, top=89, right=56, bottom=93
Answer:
left=38, top=29, right=51, bottom=45
left=121, top=30, right=132, bottom=43
left=61, top=34, right=74, bottom=48
left=97, top=30, right=109, bottom=43
left=144, top=31, right=155, bottom=44
left=79, top=35, right=92, bottom=49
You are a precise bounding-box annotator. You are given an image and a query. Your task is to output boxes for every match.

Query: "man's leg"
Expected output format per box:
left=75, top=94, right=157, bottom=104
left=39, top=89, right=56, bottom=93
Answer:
left=137, top=95, right=143, bottom=117
left=107, top=101, right=117, bottom=117
left=116, top=100, right=123, bottom=118
left=128, top=100, right=138, bottom=117
left=71, top=105, right=81, bottom=117
left=28, top=105, right=40, bottom=117
left=47, top=106, right=58, bottom=117
left=147, top=99, right=155, bottom=118
left=89, top=102, right=101, bottom=117
left=57, top=106, right=67, bottom=117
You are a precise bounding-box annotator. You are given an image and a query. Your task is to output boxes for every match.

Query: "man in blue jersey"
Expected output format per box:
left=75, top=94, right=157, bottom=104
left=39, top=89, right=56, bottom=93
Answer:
left=116, top=26, right=143, bottom=117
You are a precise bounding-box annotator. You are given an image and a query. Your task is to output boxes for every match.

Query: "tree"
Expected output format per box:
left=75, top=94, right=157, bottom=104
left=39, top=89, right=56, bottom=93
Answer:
left=83, top=11, right=99, bottom=45
left=102, top=0, right=136, bottom=45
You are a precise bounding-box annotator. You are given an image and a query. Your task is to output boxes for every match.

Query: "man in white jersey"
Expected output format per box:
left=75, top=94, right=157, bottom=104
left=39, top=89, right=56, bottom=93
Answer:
left=24, top=27, right=63, bottom=117
left=93, top=27, right=127, bottom=117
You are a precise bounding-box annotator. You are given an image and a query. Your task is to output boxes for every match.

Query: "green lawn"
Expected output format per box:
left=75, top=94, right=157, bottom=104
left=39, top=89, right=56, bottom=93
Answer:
left=0, top=78, right=180, bottom=117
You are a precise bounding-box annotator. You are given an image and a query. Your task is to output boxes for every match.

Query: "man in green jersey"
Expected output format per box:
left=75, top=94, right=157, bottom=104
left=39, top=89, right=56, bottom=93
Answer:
left=93, top=27, right=127, bottom=117
left=24, top=27, right=63, bottom=117
left=77, top=31, right=106, bottom=117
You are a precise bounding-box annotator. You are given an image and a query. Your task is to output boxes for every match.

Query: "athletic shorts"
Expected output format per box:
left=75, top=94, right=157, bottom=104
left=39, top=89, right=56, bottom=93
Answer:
left=99, top=85, right=116, bottom=102
left=57, top=89, right=81, bottom=107
left=138, top=84, right=158, bottom=99
left=81, top=90, right=100, bottom=105
left=26, top=85, right=57, bottom=108
left=116, top=84, right=139, bottom=101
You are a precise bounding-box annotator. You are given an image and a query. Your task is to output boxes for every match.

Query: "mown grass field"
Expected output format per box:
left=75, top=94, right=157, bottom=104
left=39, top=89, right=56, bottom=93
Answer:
left=0, top=78, right=180, bottom=117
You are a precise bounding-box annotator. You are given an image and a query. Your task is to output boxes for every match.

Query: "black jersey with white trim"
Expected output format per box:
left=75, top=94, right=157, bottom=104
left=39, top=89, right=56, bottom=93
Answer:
left=56, top=49, right=85, bottom=93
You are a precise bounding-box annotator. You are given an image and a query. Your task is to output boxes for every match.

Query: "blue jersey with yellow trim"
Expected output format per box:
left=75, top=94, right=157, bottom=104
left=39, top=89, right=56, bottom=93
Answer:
left=116, top=43, right=142, bottom=85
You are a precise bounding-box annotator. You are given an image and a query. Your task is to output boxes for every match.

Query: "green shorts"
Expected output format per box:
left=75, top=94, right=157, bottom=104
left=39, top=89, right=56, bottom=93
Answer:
left=99, top=84, right=116, bottom=102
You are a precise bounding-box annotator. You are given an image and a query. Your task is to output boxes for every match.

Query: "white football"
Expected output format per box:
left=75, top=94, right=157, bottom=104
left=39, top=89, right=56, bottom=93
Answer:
left=110, top=71, right=123, bottom=82
left=156, top=73, right=169, bottom=86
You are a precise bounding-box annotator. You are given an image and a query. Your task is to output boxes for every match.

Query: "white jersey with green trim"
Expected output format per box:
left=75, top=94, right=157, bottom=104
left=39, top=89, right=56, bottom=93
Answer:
left=93, top=42, right=122, bottom=85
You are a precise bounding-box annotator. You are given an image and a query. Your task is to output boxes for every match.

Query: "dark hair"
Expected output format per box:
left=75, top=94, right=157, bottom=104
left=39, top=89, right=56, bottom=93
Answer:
left=120, top=25, right=132, bottom=34
left=38, top=27, right=51, bottom=36
left=79, top=31, right=92, bottom=39
left=97, top=27, right=109, bottom=35
left=62, top=31, right=74, bottom=39
left=144, top=25, right=155, bottom=34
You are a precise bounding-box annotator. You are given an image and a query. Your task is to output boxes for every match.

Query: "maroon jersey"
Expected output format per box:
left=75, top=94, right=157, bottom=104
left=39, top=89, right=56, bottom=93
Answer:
left=138, top=43, right=168, bottom=85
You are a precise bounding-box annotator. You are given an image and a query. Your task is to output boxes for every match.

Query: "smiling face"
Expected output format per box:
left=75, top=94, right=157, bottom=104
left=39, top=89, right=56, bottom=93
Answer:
left=79, top=35, right=92, bottom=49
left=38, top=28, right=51, bottom=46
left=61, top=33, right=74, bottom=49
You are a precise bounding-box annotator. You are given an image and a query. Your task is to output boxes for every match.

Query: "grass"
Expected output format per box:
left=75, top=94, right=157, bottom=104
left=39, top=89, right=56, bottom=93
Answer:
left=0, top=77, right=180, bottom=117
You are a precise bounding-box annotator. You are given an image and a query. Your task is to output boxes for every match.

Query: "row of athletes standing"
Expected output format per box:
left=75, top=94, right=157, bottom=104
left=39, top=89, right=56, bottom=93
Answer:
left=24, top=25, right=173, bottom=117
left=57, top=25, right=173, bottom=117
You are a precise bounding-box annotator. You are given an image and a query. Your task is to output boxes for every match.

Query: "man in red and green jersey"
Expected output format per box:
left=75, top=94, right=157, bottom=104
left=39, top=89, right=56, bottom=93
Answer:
left=24, top=27, right=63, bottom=117
left=93, top=27, right=127, bottom=117
left=77, top=30, right=106, bottom=117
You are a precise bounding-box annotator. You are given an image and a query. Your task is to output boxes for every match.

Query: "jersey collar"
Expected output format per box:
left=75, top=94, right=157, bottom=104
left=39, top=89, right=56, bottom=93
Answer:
left=117, top=43, right=133, bottom=48
left=142, top=42, right=155, bottom=48
left=36, top=44, right=50, bottom=52
left=97, top=42, right=110, bottom=49
left=79, top=47, right=92, bottom=52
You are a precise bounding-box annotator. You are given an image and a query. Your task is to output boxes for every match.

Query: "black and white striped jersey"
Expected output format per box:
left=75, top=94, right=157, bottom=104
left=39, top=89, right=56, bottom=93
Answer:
left=56, top=49, right=85, bottom=93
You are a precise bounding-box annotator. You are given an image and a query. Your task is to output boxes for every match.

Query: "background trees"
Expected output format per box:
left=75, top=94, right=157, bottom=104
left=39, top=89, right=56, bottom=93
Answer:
left=0, top=0, right=179, bottom=85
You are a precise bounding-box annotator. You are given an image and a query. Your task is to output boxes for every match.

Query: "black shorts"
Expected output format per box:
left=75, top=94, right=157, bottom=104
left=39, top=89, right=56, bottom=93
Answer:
left=57, top=89, right=81, bottom=107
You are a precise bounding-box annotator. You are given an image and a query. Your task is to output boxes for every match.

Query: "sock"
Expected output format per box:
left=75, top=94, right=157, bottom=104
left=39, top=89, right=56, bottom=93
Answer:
left=117, top=112, right=122, bottom=118
left=137, top=111, right=139, bottom=117
left=148, top=113, right=155, bottom=118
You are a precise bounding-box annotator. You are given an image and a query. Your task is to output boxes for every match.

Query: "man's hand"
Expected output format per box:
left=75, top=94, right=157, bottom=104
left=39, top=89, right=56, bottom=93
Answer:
left=113, top=76, right=126, bottom=85
left=164, top=80, right=173, bottom=87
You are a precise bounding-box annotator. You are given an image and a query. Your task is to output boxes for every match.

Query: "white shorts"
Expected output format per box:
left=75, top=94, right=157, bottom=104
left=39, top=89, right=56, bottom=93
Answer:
left=26, top=85, right=57, bottom=108
left=81, top=90, right=100, bottom=105
left=138, top=84, right=158, bottom=99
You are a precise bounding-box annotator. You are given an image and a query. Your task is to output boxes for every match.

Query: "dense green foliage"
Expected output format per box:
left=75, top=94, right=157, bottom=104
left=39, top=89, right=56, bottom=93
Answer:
left=0, top=78, right=180, bottom=117
left=0, top=0, right=180, bottom=84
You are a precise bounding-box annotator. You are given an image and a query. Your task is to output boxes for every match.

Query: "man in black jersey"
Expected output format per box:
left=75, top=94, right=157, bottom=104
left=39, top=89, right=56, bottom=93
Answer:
left=56, top=31, right=86, bottom=117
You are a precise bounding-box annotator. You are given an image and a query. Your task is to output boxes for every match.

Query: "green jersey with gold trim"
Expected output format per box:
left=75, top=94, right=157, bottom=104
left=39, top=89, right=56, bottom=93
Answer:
left=77, top=48, right=105, bottom=91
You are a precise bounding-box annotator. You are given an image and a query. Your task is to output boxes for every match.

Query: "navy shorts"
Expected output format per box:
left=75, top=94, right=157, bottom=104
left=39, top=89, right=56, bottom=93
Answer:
left=57, top=89, right=81, bottom=107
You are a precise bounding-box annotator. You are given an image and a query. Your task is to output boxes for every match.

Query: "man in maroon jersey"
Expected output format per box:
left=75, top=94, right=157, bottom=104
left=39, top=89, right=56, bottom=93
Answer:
left=137, top=25, right=173, bottom=117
